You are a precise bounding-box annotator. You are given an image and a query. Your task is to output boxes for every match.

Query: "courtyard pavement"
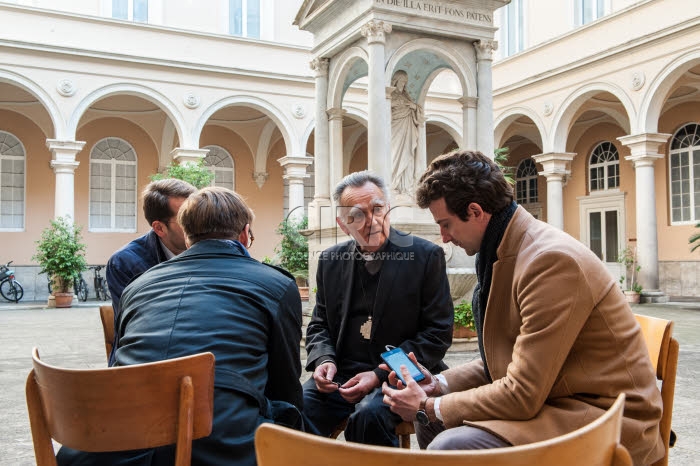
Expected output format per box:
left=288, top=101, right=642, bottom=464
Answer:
left=0, top=299, right=698, bottom=465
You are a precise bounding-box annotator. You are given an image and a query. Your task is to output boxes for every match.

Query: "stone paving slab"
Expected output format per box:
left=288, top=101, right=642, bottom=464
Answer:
left=1, top=301, right=698, bottom=465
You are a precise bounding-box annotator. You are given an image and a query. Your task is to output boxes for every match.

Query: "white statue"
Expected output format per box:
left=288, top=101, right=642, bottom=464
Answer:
left=390, top=70, right=424, bottom=195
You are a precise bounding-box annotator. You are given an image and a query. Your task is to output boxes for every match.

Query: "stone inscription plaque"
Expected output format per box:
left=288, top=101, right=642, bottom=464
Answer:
left=373, top=0, right=493, bottom=25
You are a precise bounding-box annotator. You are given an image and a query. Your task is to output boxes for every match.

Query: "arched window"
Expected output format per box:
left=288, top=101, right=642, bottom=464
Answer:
left=89, top=137, right=137, bottom=231
left=669, top=123, right=700, bottom=224
left=0, top=131, right=25, bottom=230
left=589, top=142, right=619, bottom=192
left=203, top=145, right=235, bottom=191
left=515, top=158, right=538, bottom=204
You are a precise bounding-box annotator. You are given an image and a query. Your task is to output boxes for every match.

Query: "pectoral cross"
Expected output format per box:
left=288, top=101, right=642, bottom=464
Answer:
left=360, top=317, right=372, bottom=340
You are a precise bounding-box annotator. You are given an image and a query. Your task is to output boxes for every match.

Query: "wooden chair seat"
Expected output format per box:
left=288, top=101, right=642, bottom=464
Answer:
left=26, top=348, right=215, bottom=466
left=634, top=313, right=679, bottom=466
left=256, top=393, right=632, bottom=466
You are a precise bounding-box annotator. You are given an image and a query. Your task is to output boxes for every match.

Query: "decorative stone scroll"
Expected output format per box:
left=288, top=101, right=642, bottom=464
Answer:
left=361, top=20, right=392, bottom=44
left=310, top=57, right=330, bottom=77
left=474, top=39, right=498, bottom=61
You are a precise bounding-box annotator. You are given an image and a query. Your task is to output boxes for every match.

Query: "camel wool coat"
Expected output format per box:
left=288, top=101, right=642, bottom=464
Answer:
left=439, top=207, right=664, bottom=465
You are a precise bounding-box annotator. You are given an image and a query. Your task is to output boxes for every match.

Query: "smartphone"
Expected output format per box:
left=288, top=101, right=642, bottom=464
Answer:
left=380, top=347, right=425, bottom=385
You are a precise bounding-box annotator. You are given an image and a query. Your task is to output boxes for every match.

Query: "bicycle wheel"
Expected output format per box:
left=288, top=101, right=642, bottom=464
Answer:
left=77, top=278, right=88, bottom=302
left=1, top=280, right=23, bottom=303
left=101, top=281, right=111, bottom=301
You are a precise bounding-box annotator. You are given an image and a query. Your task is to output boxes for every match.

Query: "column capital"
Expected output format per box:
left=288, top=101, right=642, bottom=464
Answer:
left=46, top=139, right=86, bottom=162
left=361, top=20, right=392, bottom=44
left=326, top=107, right=346, bottom=121
left=278, top=155, right=313, bottom=181
left=474, top=40, right=498, bottom=61
left=170, top=147, right=209, bottom=165
left=458, top=96, right=478, bottom=109
left=532, top=152, right=575, bottom=177
left=310, top=57, right=330, bottom=78
left=618, top=133, right=671, bottom=167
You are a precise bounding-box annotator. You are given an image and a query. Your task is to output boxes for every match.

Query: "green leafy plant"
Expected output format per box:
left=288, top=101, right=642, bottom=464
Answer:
left=494, top=146, right=515, bottom=186
left=618, top=246, right=642, bottom=293
left=689, top=223, right=700, bottom=252
left=275, top=216, right=309, bottom=285
left=33, top=216, right=87, bottom=293
left=150, top=159, right=214, bottom=189
left=454, top=300, right=475, bottom=330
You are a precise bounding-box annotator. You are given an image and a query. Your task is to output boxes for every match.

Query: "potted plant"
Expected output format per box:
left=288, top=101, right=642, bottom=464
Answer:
left=618, top=246, right=642, bottom=304
left=453, top=299, right=476, bottom=339
left=274, top=216, right=309, bottom=301
left=33, top=216, right=87, bottom=308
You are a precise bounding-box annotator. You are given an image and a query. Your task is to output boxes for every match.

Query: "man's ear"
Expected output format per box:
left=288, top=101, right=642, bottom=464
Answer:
left=336, top=217, right=350, bottom=236
left=152, top=220, right=167, bottom=239
left=467, top=202, right=484, bottom=220
left=239, top=223, right=250, bottom=247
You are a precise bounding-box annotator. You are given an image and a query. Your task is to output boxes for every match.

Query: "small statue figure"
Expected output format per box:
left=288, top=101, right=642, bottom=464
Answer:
left=390, top=70, right=424, bottom=195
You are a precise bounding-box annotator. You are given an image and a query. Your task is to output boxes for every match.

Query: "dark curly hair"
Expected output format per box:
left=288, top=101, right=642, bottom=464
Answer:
left=416, top=150, right=513, bottom=220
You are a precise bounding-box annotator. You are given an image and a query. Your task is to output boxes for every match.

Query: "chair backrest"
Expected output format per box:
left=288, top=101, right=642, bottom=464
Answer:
left=99, top=304, right=115, bottom=360
left=26, top=348, right=215, bottom=466
left=634, top=313, right=679, bottom=466
left=256, top=393, right=631, bottom=466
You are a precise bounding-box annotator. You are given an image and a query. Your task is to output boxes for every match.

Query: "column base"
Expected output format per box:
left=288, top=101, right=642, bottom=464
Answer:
left=640, top=290, right=669, bottom=304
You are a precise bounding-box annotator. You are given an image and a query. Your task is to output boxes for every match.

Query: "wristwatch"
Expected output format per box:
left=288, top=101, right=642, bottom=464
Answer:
left=415, top=397, right=430, bottom=426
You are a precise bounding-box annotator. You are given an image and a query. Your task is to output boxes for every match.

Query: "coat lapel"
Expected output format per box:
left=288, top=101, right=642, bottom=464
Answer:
left=335, top=241, right=357, bottom=352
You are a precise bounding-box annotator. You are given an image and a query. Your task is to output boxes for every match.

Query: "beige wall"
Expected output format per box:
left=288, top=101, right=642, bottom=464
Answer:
left=1, top=109, right=53, bottom=265
left=75, top=117, right=159, bottom=265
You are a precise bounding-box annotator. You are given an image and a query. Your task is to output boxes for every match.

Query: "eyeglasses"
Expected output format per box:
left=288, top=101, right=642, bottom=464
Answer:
left=247, top=228, right=255, bottom=248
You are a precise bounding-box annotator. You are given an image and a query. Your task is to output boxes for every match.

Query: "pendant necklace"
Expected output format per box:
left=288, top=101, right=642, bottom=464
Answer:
left=358, top=260, right=382, bottom=340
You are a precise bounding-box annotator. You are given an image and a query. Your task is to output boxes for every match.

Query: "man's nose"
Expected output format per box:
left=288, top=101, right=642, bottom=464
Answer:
left=440, top=230, right=451, bottom=243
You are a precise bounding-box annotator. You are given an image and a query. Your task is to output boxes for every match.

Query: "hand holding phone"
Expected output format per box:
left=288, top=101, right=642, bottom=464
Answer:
left=380, top=347, right=425, bottom=385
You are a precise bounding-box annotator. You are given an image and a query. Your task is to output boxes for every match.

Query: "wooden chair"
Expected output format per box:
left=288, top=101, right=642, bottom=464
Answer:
left=331, top=418, right=415, bottom=449
left=99, top=304, right=115, bottom=360
left=257, top=393, right=632, bottom=466
left=26, top=347, right=215, bottom=466
left=634, top=313, right=679, bottom=466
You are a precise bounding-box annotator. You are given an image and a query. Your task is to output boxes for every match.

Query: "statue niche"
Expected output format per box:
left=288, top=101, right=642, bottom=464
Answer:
left=390, top=70, right=424, bottom=196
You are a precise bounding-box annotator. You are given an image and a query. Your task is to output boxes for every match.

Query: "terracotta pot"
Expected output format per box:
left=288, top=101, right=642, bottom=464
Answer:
left=298, top=286, right=309, bottom=302
left=624, top=290, right=641, bottom=304
left=453, top=325, right=477, bottom=339
left=53, top=292, right=74, bottom=308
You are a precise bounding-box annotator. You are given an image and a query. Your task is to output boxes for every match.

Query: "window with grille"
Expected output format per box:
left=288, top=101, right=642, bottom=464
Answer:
left=515, top=158, right=538, bottom=204
left=202, top=145, right=235, bottom=191
left=89, top=138, right=137, bottom=232
left=112, top=0, right=148, bottom=22
left=229, top=0, right=260, bottom=38
left=0, top=131, right=25, bottom=230
left=669, top=123, right=700, bottom=224
left=589, top=142, right=619, bottom=192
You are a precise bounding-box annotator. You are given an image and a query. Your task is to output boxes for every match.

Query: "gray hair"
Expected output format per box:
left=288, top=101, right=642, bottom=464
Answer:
left=333, top=171, right=390, bottom=204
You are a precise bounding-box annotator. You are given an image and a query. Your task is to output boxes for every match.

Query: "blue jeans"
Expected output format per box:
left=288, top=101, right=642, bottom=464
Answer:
left=302, top=377, right=403, bottom=447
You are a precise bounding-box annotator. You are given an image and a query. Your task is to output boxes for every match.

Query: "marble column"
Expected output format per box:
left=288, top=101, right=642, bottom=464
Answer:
left=309, top=57, right=331, bottom=229
left=361, top=20, right=392, bottom=182
left=278, top=155, right=313, bottom=222
left=532, top=152, right=575, bottom=230
left=474, top=40, right=497, bottom=158
left=169, top=147, right=209, bottom=165
left=46, top=139, right=85, bottom=221
left=327, top=107, right=346, bottom=208
left=618, top=133, right=671, bottom=301
left=458, top=96, right=478, bottom=150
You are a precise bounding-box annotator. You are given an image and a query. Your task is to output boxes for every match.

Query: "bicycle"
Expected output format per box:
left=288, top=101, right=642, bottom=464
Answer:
left=46, top=271, right=89, bottom=302
left=1, top=261, right=24, bottom=303
left=91, top=265, right=111, bottom=301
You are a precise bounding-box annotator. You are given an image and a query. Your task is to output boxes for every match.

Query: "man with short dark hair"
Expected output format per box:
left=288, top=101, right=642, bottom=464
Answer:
left=303, top=170, right=453, bottom=447
left=381, top=150, right=664, bottom=465
left=106, top=178, right=196, bottom=362
left=58, top=187, right=303, bottom=466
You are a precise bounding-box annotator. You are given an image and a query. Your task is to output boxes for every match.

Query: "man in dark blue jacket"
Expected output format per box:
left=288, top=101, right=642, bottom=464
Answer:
left=58, top=187, right=303, bottom=466
left=106, top=178, right=196, bottom=364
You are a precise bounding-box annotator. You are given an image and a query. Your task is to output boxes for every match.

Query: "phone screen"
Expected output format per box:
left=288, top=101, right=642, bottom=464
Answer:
left=380, top=347, right=425, bottom=384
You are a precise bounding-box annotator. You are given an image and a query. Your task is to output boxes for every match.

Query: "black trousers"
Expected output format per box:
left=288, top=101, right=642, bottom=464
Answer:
left=302, top=377, right=403, bottom=447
